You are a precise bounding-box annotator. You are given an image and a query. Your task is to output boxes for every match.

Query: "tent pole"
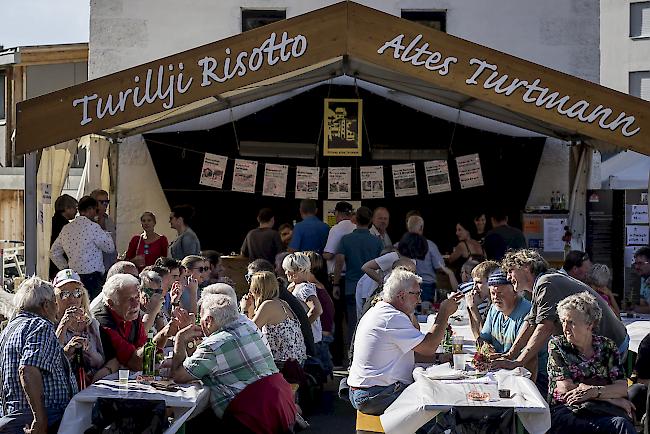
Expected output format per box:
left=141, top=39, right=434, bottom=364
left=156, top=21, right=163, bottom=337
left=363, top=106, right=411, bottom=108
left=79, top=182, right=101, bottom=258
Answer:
left=25, top=151, right=37, bottom=276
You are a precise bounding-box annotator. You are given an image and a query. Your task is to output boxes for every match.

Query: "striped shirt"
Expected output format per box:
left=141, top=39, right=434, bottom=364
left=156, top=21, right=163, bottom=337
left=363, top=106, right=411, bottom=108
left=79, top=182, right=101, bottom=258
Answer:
left=459, top=282, right=490, bottom=319
left=0, top=312, right=78, bottom=416
left=183, top=319, right=278, bottom=417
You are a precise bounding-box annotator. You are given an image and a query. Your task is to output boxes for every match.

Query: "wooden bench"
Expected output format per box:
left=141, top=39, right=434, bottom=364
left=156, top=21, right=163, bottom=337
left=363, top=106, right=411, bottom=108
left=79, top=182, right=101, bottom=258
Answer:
left=355, top=411, right=384, bottom=433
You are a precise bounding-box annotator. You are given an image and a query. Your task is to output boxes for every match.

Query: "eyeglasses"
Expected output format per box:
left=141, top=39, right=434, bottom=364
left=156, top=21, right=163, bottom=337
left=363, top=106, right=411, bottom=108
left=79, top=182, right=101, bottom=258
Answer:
left=633, top=260, right=650, bottom=266
left=192, top=267, right=209, bottom=273
left=98, top=200, right=110, bottom=206
left=59, top=288, right=83, bottom=300
left=407, top=290, right=422, bottom=296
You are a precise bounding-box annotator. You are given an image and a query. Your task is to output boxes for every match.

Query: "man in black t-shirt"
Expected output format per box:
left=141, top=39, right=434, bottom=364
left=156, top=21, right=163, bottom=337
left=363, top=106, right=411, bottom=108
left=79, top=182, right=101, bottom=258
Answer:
left=241, top=208, right=283, bottom=264
left=483, top=212, right=527, bottom=261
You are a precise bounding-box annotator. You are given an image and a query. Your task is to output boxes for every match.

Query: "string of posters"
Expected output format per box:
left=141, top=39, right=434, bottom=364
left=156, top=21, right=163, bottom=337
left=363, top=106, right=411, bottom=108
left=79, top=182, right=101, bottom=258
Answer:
left=199, top=152, right=484, bottom=199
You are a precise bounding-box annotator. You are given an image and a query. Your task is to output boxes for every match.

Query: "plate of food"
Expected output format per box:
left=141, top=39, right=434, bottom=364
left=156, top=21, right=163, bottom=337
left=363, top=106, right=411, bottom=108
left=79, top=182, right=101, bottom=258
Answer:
left=466, top=390, right=491, bottom=401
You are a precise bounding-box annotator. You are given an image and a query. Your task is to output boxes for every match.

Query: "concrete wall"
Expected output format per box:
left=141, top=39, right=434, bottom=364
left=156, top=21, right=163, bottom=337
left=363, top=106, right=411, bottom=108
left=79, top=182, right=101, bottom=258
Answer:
left=89, top=0, right=600, bottom=248
left=25, top=62, right=87, bottom=99
left=601, top=0, right=650, bottom=93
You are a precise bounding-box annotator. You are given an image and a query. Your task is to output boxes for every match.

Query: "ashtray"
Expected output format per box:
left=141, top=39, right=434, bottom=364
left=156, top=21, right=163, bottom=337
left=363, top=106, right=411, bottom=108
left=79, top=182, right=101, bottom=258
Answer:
left=498, top=389, right=511, bottom=399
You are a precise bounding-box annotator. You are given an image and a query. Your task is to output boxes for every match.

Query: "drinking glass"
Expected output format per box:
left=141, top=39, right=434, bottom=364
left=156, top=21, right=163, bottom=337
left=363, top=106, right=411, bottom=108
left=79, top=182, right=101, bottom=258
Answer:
left=118, top=369, right=129, bottom=386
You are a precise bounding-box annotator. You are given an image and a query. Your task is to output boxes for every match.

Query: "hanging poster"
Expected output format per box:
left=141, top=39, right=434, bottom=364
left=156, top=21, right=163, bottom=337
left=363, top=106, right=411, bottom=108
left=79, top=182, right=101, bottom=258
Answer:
left=199, top=153, right=228, bottom=189
left=328, top=167, right=351, bottom=199
left=627, top=224, right=649, bottom=245
left=262, top=164, right=288, bottom=198
left=41, top=183, right=52, bottom=204
left=543, top=218, right=567, bottom=252
left=231, top=159, right=258, bottom=194
left=456, top=153, right=484, bottom=189
left=424, top=160, right=451, bottom=194
left=295, top=166, right=319, bottom=199
left=323, top=98, right=363, bottom=156
left=392, top=163, right=418, bottom=197
left=360, top=166, right=385, bottom=199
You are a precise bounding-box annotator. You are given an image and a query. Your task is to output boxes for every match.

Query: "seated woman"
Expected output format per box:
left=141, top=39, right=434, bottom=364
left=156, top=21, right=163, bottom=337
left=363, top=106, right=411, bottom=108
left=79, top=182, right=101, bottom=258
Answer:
left=52, top=269, right=115, bottom=385
left=282, top=253, right=324, bottom=350
left=446, top=219, right=486, bottom=283
left=139, top=269, right=166, bottom=334
left=240, top=271, right=307, bottom=367
left=586, top=264, right=621, bottom=318
left=125, top=212, right=169, bottom=271
left=547, top=292, right=635, bottom=434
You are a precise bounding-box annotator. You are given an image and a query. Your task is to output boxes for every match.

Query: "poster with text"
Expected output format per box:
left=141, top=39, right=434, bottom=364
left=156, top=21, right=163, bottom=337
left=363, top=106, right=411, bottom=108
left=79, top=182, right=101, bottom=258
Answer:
left=424, top=160, right=451, bottom=194
left=392, top=163, right=418, bottom=197
left=295, top=166, right=319, bottom=199
left=328, top=167, right=351, bottom=199
left=231, top=159, right=258, bottom=194
left=456, top=153, right=484, bottom=189
left=323, top=98, right=363, bottom=156
left=199, top=153, right=228, bottom=189
left=360, top=166, right=385, bottom=199
left=262, top=164, right=288, bottom=198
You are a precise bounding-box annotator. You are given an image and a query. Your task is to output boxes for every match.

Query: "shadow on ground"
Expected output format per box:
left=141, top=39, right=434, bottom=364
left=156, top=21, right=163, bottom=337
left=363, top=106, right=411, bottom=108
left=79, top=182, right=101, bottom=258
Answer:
left=301, top=372, right=356, bottom=433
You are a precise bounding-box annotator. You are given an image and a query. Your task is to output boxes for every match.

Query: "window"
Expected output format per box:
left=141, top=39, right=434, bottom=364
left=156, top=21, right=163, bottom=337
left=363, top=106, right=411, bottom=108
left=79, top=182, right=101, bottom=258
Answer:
left=0, top=71, right=5, bottom=120
left=241, top=9, right=286, bottom=32
left=630, top=71, right=650, bottom=100
left=401, top=10, right=446, bottom=32
left=630, top=1, right=650, bottom=38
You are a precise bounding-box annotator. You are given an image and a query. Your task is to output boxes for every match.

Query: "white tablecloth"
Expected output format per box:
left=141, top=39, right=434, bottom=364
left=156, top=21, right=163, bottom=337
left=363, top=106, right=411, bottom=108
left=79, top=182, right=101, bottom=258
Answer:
left=380, top=368, right=550, bottom=434
left=58, top=374, right=208, bottom=434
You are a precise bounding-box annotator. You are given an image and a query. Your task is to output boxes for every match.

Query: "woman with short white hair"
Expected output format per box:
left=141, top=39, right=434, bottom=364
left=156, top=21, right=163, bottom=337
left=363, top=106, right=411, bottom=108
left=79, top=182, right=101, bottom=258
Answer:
left=586, top=264, right=620, bottom=318
left=547, top=292, right=635, bottom=434
left=282, top=252, right=324, bottom=346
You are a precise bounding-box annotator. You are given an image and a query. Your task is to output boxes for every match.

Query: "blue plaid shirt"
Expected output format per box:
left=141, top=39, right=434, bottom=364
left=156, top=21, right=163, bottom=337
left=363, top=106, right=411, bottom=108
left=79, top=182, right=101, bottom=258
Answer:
left=0, top=312, right=78, bottom=415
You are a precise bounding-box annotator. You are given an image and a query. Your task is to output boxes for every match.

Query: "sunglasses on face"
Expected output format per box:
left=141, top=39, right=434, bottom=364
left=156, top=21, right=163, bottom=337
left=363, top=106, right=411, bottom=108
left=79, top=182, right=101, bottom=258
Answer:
left=192, top=267, right=209, bottom=273
left=142, top=287, right=163, bottom=297
left=245, top=272, right=254, bottom=284
left=59, top=288, right=83, bottom=300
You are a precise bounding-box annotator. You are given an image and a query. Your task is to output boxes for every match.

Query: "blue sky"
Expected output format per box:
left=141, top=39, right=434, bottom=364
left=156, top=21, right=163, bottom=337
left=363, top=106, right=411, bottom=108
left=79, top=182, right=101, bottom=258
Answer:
left=1, top=0, right=89, bottom=48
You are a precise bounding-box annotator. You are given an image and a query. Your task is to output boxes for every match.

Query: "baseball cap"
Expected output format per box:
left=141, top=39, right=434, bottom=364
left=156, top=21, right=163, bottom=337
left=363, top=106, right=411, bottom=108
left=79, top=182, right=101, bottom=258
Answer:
left=53, top=269, right=82, bottom=288
left=334, top=201, right=353, bottom=213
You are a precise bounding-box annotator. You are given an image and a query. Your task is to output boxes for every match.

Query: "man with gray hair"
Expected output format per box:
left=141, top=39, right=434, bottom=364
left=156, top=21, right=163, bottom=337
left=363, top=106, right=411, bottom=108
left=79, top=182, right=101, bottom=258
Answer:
left=406, top=215, right=455, bottom=303
left=347, top=269, right=463, bottom=415
left=89, top=261, right=140, bottom=311
left=0, top=277, right=78, bottom=433
left=171, top=294, right=297, bottom=432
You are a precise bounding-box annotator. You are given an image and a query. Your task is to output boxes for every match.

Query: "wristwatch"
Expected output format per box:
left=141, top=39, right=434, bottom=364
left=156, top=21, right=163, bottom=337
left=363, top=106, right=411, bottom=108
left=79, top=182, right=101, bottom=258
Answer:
left=187, top=340, right=195, bottom=349
left=596, top=385, right=604, bottom=398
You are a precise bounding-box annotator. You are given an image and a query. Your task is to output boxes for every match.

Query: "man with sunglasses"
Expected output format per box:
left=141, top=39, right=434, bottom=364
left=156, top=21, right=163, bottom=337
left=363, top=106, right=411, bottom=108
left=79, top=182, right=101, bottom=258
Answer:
left=91, top=189, right=118, bottom=275
left=632, top=246, right=650, bottom=314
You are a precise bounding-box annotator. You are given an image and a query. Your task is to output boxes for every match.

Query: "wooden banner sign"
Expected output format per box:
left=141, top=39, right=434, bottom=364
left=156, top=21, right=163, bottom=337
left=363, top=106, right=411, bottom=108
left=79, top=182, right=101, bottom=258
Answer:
left=15, top=1, right=650, bottom=155
left=346, top=3, right=650, bottom=152
left=14, top=3, right=348, bottom=154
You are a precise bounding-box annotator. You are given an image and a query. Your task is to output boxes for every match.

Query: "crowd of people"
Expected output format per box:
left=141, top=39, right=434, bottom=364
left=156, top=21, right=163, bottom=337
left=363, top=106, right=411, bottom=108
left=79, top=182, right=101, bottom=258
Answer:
left=0, top=194, right=649, bottom=433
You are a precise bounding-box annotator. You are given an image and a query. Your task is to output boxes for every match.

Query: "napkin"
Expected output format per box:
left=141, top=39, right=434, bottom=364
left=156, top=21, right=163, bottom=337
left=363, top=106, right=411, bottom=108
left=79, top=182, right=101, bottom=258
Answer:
left=416, top=362, right=465, bottom=380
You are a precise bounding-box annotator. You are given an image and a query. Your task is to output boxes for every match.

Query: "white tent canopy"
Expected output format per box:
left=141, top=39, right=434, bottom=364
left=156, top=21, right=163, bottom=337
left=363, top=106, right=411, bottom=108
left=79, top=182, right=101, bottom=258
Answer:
left=601, top=151, right=650, bottom=189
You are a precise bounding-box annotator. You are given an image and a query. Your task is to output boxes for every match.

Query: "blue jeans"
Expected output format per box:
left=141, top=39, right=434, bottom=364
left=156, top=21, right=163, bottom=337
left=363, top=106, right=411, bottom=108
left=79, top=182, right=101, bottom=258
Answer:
left=420, top=282, right=436, bottom=303
left=349, top=382, right=407, bottom=416
left=315, top=335, right=334, bottom=377
left=550, top=403, right=636, bottom=434
left=0, top=406, right=65, bottom=433
left=618, top=334, right=630, bottom=361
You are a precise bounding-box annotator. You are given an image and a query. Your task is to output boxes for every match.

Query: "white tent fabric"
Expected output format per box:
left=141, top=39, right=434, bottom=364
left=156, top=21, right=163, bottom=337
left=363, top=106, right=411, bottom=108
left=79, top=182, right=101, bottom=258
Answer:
left=76, top=135, right=111, bottom=199
left=36, top=140, right=77, bottom=278
left=568, top=146, right=591, bottom=251
left=601, top=151, right=650, bottom=189
left=152, top=77, right=543, bottom=138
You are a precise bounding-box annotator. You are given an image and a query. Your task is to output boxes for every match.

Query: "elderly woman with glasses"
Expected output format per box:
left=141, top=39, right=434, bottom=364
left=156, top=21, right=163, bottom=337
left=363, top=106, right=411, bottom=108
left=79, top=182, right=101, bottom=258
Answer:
left=52, top=269, right=108, bottom=385
left=547, top=291, right=635, bottom=434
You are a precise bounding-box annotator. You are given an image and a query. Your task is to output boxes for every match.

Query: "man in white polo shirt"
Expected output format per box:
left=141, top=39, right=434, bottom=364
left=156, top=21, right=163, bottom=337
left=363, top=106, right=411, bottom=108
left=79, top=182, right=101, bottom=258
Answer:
left=347, top=269, right=462, bottom=415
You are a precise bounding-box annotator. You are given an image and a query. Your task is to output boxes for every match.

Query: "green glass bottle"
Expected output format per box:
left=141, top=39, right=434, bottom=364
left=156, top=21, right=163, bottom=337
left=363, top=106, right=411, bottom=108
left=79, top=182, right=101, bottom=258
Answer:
left=142, top=331, right=156, bottom=376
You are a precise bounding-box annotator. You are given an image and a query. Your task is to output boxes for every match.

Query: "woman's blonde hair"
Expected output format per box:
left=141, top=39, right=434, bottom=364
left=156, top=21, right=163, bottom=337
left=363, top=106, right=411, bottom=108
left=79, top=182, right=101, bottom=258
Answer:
left=249, top=271, right=279, bottom=308
left=282, top=252, right=311, bottom=274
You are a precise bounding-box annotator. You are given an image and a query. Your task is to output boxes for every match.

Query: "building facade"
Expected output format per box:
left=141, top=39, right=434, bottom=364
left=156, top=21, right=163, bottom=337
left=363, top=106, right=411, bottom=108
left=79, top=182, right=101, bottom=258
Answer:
left=88, top=0, right=600, bottom=251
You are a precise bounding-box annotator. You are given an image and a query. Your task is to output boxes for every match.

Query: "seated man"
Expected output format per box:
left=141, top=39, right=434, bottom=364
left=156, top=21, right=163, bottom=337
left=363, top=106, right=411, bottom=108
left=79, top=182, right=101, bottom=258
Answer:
left=92, top=274, right=175, bottom=371
left=171, top=294, right=296, bottom=432
left=0, top=277, right=78, bottom=433
left=465, top=260, right=500, bottom=339
left=347, top=269, right=463, bottom=415
left=479, top=269, right=548, bottom=388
